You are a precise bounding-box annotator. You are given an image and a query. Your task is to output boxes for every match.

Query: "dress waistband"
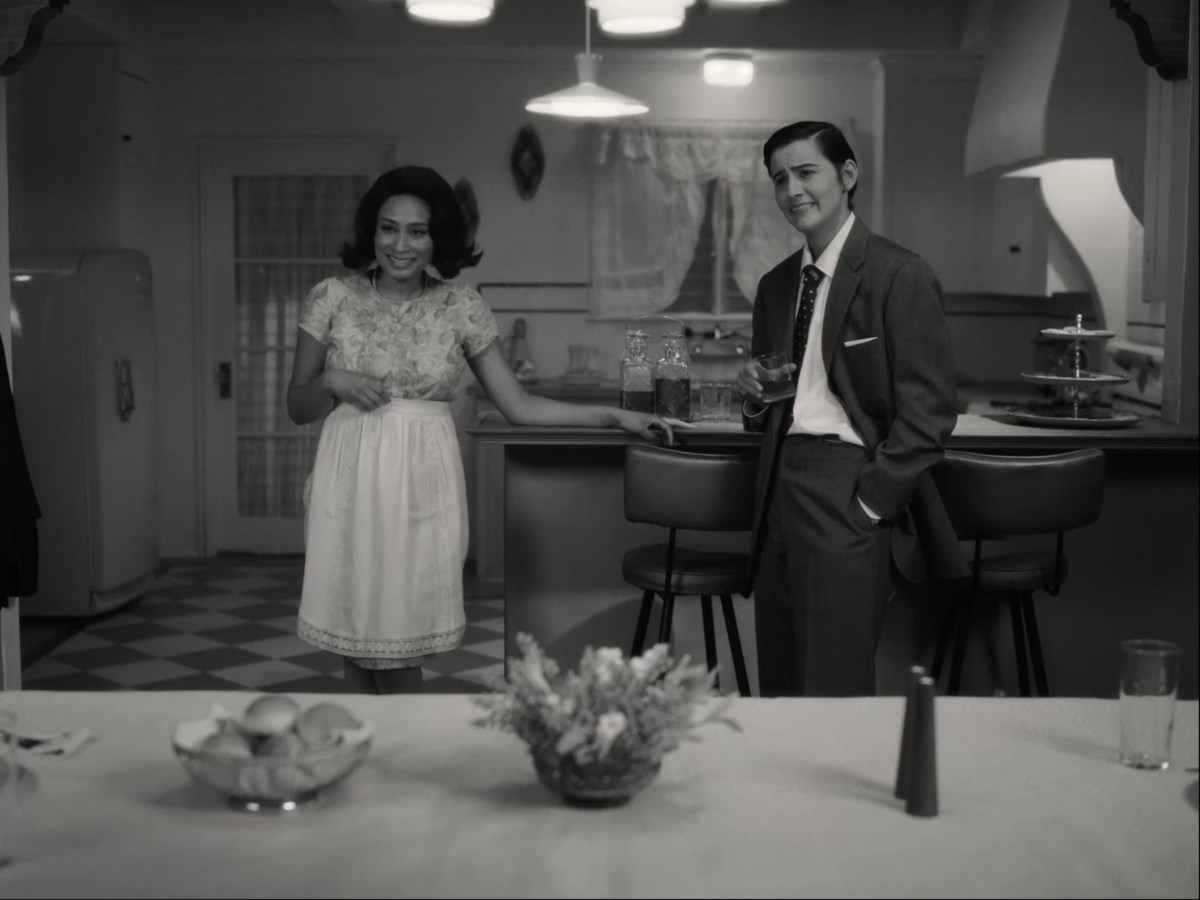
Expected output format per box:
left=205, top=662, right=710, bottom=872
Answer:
left=331, top=398, right=452, bottom=418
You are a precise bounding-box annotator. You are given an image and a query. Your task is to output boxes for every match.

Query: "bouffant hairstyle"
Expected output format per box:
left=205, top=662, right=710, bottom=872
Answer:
left=340, top=165, right=482, bottom=278
left=762, top=121, right=858, bottom=210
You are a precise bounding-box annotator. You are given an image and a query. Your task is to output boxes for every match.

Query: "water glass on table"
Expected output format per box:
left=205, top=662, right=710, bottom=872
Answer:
left=755, top=352, right=796, bottom=403
left=1119, top=639, right=1180, bottom=770
left=699, top=382, right=733, bottom=421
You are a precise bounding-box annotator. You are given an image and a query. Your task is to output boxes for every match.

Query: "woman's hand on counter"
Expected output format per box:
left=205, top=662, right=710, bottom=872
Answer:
left=610, top=409, right=690, bottom=445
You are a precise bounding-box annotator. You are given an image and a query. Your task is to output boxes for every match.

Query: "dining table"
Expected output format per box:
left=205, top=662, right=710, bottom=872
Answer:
left=1, top=691, right=1196, bottom=898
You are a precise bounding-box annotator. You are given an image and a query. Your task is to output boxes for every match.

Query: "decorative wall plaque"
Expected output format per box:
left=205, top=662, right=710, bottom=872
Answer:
left=510, top=124, right=546, bottom=200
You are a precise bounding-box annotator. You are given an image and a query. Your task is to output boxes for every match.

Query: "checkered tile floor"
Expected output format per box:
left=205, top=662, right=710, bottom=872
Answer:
left=21, top=557, right=505, bottom=694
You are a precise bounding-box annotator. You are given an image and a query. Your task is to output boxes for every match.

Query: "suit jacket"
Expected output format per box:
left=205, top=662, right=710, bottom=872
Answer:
left=744, top=217, right=968, bottom=584
left=1, top=336, right=41, bottom=601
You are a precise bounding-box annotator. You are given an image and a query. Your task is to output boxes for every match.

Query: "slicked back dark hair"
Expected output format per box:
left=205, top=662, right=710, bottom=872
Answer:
left=762, top=121, right=858, bottom=209
left=340, top=165, right=482, bottom=278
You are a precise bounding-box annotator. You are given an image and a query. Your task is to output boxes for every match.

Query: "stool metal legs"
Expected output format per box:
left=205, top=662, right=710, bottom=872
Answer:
left=1021, top=592, right=1050, bottom=696
left=631, top=590, right=655, bottom=657
left=719, top=594, right=751, bottom=697
left=657, top=592, right=676, bottom=644
left=931, top=588, right=1051, bottom=698
left=700, top=595, right=719, bottom=688
left=629, top=588, right=752, bottom=698
left=1009, top=592, right=1031, bottom=697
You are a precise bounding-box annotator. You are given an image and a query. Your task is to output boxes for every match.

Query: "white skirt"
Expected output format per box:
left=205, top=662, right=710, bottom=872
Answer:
left=297, top=399, right=468, bottom=663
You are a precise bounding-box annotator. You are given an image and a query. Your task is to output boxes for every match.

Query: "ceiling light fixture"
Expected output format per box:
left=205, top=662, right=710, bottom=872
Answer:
left=405, top=0, right=494, bottom=25
left=703, top=51, right=754, bottom=87
left=525, top=1, right=649, bottom=120
left=589, top=0, right=694, bottom=35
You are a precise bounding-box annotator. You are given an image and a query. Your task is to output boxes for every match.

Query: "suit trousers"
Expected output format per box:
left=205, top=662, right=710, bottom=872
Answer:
left=754, top=435, right=893, bottom=697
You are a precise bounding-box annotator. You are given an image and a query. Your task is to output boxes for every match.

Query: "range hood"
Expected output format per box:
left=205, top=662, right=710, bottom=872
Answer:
left=965, top=0, right=1147, bottom=217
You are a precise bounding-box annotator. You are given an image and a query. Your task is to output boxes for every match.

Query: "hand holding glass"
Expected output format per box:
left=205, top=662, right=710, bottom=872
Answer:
left=1119, top=639, right=1180, bottom=770
left=755, top=353, right=796, bottom=403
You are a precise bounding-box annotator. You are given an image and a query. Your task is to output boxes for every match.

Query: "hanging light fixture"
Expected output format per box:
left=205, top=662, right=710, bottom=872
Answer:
left=525, top=1, right=649, bottom=119
left=588, top=0, right=694, bottom=35
left=405, top=0, right=494, bottom=24
left=703, top=50, right=754, bottom=87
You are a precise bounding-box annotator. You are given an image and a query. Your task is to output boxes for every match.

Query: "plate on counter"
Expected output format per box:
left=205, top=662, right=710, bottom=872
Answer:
left=1020, top=371, right=1130, bottom=386
left=1005, top=405, right=1145, bottom=429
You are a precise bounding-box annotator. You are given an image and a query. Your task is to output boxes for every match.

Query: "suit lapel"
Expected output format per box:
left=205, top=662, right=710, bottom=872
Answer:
left=821, top=218, right=869, bottom=372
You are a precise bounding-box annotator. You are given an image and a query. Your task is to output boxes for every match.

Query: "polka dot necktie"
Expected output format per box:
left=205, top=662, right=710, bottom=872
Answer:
left=792, top=265, right=824, bottom=383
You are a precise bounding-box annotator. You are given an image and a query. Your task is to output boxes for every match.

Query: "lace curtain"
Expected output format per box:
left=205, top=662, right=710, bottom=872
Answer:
left=234, top=175, right=365, bottom=517
left=589, top=123, right=803, bottom=320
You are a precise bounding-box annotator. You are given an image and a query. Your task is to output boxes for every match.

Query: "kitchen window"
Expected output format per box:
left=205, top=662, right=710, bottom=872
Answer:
left=671, top=178, right=748, bottom=320
left=589, top=122, right=801, bottom=323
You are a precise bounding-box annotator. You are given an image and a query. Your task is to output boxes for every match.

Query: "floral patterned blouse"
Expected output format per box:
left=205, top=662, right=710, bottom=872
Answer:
left=298, top=270, right=499, bottom=401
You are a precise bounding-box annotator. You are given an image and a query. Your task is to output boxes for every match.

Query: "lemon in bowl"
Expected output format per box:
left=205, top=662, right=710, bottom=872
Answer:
left=172, top=695, right=371, bottom=812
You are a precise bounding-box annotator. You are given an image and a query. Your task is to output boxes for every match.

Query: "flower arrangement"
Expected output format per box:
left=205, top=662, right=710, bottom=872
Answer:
left=472, top=633, right=739, bottom=802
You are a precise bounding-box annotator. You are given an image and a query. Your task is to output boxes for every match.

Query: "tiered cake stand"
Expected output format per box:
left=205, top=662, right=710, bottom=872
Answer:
left=1008, top=315, right=1144, bottom=429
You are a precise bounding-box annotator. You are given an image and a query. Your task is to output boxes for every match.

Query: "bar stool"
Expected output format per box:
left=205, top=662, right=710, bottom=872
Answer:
left=621, top=444, right=755, bottom=696
left=929, top=448, right=1106, bottom=696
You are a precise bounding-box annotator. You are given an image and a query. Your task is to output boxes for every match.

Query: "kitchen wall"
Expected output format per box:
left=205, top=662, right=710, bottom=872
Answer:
left=6, top=1, right=1188, bottom=557
left=132, top=51, right=877, bottom=556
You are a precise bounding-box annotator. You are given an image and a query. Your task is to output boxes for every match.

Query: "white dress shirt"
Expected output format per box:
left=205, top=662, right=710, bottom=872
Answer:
left=787, top=212, right=863, bottom=447
left=743, top=213, right=881, bottom=521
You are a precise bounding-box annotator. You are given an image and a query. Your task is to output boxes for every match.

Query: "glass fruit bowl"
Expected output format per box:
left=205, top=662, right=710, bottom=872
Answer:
left=171, top=696, right=373, bottom=812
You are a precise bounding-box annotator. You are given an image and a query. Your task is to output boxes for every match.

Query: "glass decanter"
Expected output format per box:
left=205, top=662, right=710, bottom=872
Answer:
left=619, top=329, right=655, bottom=413
left=654, top=329, right=692, bottom=421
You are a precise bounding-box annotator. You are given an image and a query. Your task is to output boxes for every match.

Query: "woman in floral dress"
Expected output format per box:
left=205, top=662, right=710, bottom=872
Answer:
left=286, top=166, right=674, bottom=694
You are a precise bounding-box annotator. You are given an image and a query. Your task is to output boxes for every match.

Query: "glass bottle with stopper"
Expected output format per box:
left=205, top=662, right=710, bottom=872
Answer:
left=619, top=329, right=654, bottom=413
left=503, top=318, right=538, bottom=382
left=655, top=328, right=692, bottom=421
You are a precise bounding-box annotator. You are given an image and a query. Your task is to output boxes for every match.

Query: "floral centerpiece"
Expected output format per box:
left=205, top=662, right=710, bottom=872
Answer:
left=472, top=633, right=739, bottom=806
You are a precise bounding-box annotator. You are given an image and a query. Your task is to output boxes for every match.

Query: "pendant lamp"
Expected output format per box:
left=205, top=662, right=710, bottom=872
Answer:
left=703, top=51, right=754, bottom=87
left=525, top=1, right=649, bottom=119
left=588, top=0, right=694, bottom=35
left=405, top=0, right=494, bottom=24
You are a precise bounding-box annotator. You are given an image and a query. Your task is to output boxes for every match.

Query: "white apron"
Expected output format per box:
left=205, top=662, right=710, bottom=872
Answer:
left=297, top=399, right=467, bottom=662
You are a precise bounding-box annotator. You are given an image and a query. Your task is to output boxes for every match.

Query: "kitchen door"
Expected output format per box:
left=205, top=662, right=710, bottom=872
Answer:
left=199, top=140, right=395, bottom=553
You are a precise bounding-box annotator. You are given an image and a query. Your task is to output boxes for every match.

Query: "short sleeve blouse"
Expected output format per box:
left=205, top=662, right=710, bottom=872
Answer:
left=298, top=271, right=499, bottom=402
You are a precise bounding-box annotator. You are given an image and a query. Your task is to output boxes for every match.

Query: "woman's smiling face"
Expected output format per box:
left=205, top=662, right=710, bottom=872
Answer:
left=769, top=137, right=857, bottom=248
left=374, top=194, right=434, bottom=286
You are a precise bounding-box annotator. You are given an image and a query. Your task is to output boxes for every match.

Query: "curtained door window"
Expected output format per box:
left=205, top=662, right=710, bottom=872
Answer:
left=232, top=175, right=366, bottom=518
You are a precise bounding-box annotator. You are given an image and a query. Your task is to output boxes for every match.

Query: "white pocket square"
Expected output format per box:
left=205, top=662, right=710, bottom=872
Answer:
left=843, top=336, right=878, bottom=347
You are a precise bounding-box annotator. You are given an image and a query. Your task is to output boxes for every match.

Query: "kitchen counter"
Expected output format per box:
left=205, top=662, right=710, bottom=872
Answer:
left=467, top=411, right=1198, bottom=699
left=470, top=410, right=1199, bottom=450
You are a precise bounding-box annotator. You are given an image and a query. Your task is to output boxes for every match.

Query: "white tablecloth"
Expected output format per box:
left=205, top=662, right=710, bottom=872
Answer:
left=1, top=692, right=1196, bottom=898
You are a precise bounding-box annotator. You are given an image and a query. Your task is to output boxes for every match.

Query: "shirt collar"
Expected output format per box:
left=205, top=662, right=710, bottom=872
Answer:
left=800, top=212, right=857, bottom=281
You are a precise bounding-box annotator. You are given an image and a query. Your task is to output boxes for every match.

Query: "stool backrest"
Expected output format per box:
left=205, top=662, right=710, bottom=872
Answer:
left=624, top=444, right=758, bottom=532
left=932, top=448, right=1106, bottom=539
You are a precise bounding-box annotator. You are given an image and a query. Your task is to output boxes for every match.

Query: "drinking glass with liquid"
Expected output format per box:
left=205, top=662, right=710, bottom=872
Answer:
left=755, top=352, right=796, bottom=403
left=1118, top=638, right=1180, bottom=770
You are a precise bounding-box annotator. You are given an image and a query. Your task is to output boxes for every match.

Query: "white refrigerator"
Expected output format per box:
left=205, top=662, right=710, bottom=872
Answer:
left=10, top=250, right=159, bottom=618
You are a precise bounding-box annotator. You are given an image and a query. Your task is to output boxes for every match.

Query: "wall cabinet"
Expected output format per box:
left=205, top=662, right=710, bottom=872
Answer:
left=10, top=45, right=155, bottom=252
left=877, top=57, right=1051, bottom=296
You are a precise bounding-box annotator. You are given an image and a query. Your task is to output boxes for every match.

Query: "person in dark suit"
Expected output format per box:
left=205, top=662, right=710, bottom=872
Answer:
left=735, top=121, right=968, bottom=697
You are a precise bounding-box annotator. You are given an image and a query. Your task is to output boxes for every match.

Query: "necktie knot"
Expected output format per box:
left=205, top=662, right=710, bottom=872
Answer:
left=803, top=265, right=823, bottom=288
